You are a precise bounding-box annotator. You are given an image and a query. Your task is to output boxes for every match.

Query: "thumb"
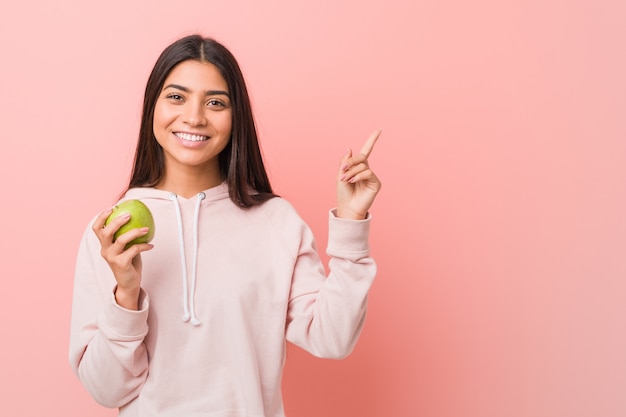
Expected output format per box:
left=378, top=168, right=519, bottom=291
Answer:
left=339, top=148, right=352, bottom=173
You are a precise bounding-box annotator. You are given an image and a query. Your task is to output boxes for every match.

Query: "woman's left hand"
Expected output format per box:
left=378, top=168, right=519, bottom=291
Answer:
left=336, top=129, right=382, bottom=220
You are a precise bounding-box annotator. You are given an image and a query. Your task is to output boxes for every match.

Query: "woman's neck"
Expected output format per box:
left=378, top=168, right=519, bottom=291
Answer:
left=156, top=163, right=223, bottom=199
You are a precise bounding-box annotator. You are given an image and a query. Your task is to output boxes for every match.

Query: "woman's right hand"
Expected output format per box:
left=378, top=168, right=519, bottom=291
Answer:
left=92, top=208, right=154, bottom=310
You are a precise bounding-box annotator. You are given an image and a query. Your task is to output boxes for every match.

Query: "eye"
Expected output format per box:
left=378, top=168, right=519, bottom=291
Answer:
left=166, top=93, right=184, bottom=102
left=207, top=99, right=230, bottom=109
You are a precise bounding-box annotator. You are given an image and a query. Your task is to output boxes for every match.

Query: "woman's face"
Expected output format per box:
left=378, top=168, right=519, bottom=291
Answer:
left=153, top=60, right=232, bottom=175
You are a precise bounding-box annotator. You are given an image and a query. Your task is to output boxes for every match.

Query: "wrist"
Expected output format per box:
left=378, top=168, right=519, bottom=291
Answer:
left=335, top=207, right=367, bottom=220
left=114, top=286, right=141, bottom=310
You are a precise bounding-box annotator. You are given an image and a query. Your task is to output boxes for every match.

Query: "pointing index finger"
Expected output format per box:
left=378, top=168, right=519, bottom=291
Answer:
left=359, top=128, right=382, bottom=157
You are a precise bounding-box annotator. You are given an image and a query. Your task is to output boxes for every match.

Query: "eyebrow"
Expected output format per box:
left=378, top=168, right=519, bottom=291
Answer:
left=163, top=83, right=230, bottom=97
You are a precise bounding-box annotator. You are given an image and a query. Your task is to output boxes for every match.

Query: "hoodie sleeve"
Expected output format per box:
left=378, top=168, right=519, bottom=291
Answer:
left=285, top=209, right=377, bottom=359
left=69, top=223, right=150, bottom=408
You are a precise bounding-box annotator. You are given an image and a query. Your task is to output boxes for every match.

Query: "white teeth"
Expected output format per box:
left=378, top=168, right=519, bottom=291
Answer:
left=175, top=132, right=209, bottom=142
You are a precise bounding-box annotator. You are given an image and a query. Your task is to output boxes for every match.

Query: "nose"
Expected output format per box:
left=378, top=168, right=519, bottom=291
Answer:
left=182, top=100, right=207, bottom=127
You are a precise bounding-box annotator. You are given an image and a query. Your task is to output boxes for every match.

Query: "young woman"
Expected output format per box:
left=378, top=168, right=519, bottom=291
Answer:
left=69, top=34, right=381, bottom=416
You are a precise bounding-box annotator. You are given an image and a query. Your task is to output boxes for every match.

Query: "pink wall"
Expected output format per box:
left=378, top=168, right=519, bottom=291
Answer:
left=1, top=0, right=625, bottom=416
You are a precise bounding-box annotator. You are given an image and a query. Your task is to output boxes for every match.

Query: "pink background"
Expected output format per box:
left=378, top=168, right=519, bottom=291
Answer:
left=1, top=0, right=625, bottom=416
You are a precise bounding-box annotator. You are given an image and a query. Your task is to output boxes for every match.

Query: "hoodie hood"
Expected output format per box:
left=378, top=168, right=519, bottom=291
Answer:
left=121, top=181, right=230, bottom=204
left=121, top=181, right=230, bottom=326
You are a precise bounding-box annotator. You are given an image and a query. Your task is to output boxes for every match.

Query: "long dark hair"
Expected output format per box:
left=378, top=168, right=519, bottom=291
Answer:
left=127, top=34, right=276, bottom=208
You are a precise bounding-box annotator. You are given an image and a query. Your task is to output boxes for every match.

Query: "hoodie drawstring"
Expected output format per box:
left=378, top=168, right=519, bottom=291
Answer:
left=169, top=192, right=206, bottom=326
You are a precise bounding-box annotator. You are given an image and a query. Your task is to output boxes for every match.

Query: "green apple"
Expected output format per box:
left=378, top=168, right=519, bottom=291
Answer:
left=105, top=199, right=155, bottom=248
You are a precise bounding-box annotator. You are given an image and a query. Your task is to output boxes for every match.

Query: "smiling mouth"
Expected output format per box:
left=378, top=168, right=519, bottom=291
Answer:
left=175, top=132, right=209, bottom=142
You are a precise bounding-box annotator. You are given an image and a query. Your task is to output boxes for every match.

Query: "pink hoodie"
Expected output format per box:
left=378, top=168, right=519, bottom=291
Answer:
left=69, top=182, right=376, bottom=416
